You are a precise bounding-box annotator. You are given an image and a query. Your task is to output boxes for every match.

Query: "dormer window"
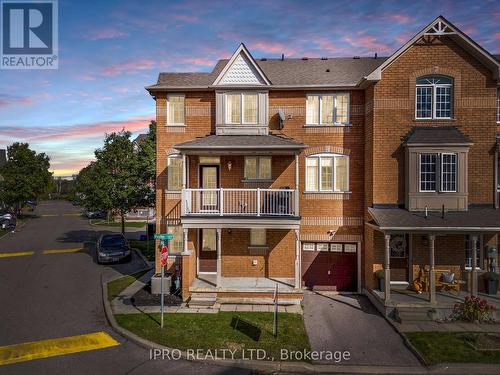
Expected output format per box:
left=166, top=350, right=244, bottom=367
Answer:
left=415, top=75, right=453, bottom=119
left=225, top=93, right=258, bottom=124
left=419, top=153, right=457, bottom=193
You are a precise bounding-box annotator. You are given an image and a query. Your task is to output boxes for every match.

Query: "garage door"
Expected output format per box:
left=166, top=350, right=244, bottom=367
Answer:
left=302, top=242, right=357, bottom=291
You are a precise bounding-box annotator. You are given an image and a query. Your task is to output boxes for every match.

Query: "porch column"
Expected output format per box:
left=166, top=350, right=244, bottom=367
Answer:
left=182, top=228, right=189, bottom=254
left=471, top=235, right=478, bottom=296
left=182, top=154, right=187, bottom=190
left=384, top=234, right=391, bottom=302
left=294, top=229, right=301, bottom=289
left=216, top=228, right=222, bottom=288
left=294, top=154, right=299, bottom=215
left=429, top=235, right=436, bottom=304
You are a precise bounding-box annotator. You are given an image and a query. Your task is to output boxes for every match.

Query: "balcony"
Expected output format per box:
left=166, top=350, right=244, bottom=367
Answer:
left=182, top=188, right=298, bottom=217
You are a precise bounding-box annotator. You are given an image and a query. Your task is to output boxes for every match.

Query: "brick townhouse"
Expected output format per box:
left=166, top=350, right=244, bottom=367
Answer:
left=146, top=16, right=500, bottom=309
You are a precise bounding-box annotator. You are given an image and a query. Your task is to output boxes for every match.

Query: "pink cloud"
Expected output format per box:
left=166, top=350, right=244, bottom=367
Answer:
left=0, top=94, right=33, bottom=108
left=86, top=28, right=129, bottom=40
left=495, top=33, right=500, bottom=40
left=0, top=116, right=153, bottom=142
left=183, top=57, right=216, bottom=67
left=173, top=14, right=198, bottom=23
left=380, top=13, right=413, bottom=24
left=343, top=36, right=393, bottom=54
left=101, top=59, right=156, bottom=77
left=251, top=41, right=291, bottom=54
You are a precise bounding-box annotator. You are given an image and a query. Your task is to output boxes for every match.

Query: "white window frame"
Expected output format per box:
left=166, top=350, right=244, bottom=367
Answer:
left=244, top=156, right=272, bottom=180
left=497, top=88, right=500, bottom=124
left=306, top=93, right=350, bottom=126
left=167, top=93, right=186, bottom=126
left=440, top=153, right=457, bottom=193
left=305, top=153, right=349, bottom=193
left=167, top=225, right=183, bottom=255
left=419, top=153, right=437, bottom=192
left=225, top=92, right=258, bottom=125
left=167, top=154, right=183, bottom=192
left=415, top=76, right=453, bottom=120
left=303, top=243, right=315, bottom=251
left=464, top=235, right=483, bottom=270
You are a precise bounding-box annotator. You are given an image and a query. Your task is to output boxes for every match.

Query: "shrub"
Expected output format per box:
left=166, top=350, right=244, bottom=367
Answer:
left=483, top=272, right=500, bottom=281
left=451, top=296, right=495, bottom=323
left=375, top=269, right=385, bottom=279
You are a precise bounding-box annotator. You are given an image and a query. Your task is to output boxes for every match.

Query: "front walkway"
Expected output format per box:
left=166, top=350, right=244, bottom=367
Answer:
left=302, top=291, right=422, bottom=366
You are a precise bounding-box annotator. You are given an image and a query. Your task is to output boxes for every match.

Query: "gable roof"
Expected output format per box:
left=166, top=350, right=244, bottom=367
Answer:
left=146, top=56, right=387, bottom=91
left=212, top=43, right=271, bottom=86
left=402, top=126, right=473, bottom=146
left=365, top=15, right=500, bottom=82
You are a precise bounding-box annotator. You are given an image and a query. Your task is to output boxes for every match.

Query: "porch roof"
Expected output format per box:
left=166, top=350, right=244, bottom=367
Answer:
left=174, top=134, right=307, bottom=155
left=367, top=207, right=500, bottom=233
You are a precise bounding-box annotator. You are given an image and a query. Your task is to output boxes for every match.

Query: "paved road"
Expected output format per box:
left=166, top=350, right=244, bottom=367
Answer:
left=303, top=292, right=421, bottom=367
left=0, top=200, right=248, bottom=375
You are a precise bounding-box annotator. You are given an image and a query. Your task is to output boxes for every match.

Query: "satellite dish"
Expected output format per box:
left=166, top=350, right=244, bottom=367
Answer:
left=278, top=108, right=285, bottom=129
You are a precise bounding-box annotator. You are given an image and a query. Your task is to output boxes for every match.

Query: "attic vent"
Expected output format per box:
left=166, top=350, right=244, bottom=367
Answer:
left=301, top=57, right=308, bottom=60
left=260, top=58, right=267, bottom=61
left=353, top=56, right=360, bottom=59
left=321, top=57, right=328, bottom=60
left=325, top=69, right=330, bottom=72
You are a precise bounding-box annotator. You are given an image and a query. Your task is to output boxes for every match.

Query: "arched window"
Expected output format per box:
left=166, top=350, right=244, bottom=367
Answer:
left=415, top=75, right=453, bottom=119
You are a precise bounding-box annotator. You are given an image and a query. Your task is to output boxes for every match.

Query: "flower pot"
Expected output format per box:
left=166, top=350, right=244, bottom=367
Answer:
left=484, top=279, right=498, bottom=295
left=378, top=278, right=385, bottom=292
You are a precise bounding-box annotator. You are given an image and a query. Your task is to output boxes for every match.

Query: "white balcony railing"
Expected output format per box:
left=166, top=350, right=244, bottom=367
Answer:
left=182, top=188, right=298, bottom=217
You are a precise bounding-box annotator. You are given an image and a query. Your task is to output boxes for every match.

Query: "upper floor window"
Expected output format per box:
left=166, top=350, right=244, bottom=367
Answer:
left=167, top=155, right=183, bottom=191
left=497, top=89, right=499, bottom=123
left=305, top=154, right=349, bottom=192
left=226, top=93, right=258, bottom=124
left=415, top=75, right=453, bottom=119
left=167, top=225, right=183, bottom=254
left=306, top=93, right=349, bottom=126
left=250, top=228, right=266, bottom=246
left=244, top=156, right=271, bottom=180
left=419, top=153, right=457, bottom=192
left=167, top=94, right=185, bottom=125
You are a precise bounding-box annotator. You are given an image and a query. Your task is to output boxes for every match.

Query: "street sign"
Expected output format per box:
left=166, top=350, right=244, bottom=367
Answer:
left=160, top=245, right=168, bottom=266
left=154, top=233, right=173, bottom=241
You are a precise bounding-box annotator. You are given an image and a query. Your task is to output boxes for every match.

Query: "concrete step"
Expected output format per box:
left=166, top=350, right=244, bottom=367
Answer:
left=188, top=299, right=216, bottom=308
left=390, top=281, right=410, bottom=290
left=395, top=307, right=434, bottom=322
left=190, top=292, right=217, bottom=301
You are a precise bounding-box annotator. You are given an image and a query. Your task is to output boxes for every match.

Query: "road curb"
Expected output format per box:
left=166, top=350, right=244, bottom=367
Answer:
left=100, top=277, right=442, bottom=374
left=131, top=248, right=153, bottom=269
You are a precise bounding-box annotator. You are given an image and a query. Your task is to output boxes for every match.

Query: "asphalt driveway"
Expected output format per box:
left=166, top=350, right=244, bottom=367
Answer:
left=303, top=292, right=421, bottom=366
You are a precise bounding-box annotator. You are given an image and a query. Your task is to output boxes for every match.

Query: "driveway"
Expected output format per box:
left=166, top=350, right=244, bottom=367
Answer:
left=303, top=292, right=421, bottom=366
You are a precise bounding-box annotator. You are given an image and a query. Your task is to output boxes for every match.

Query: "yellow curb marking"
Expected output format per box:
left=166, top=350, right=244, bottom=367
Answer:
left=0, top=251, right=34, bottom=258
left=42, top=248, right=83, bottom=254
left=0, top=331, right=120, bottom=366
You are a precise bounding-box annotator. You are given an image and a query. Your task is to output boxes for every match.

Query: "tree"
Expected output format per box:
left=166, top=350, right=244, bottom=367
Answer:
left=0, top=143, right=53, bottom=212
left=77, top=130, right=150, bottom=235
left=136, top=120, right=156, bottom=207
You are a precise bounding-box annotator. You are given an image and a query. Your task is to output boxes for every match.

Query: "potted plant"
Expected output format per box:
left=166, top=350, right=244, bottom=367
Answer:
left=375, top=269, right=385, bottom=292
left=483, top=272, right=499, bottom=295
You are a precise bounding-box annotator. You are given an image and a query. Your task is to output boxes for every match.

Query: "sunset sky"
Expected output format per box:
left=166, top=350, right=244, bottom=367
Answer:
left=0, top=0, right=498, bottom=176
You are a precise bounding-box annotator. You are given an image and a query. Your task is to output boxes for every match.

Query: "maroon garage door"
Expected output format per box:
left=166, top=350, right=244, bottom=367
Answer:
left=302, top=242, right=357, bottom=291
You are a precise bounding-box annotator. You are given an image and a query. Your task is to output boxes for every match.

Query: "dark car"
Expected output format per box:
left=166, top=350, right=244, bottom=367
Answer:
left=0, top=210, right=16, bottom=230
left=96, top=234, right=131, bottom=264
left=85, top=209, right=105, bottom=219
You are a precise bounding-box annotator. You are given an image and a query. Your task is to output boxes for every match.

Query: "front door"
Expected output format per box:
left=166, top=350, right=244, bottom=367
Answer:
left=198, top=229, right=217, bottom=273
left=200, top=165, right=219, bottom=212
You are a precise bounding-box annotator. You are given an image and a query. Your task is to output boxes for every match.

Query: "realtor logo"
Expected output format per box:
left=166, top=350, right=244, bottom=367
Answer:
left=1, top=0, right=58, bottom=69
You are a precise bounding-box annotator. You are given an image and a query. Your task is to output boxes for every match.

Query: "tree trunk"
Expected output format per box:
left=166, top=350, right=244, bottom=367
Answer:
left=121, top=214, right=125, bottom=235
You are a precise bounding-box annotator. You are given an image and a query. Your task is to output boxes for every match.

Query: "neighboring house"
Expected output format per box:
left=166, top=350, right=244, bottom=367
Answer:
left=147, top=16, right=500, bottom=306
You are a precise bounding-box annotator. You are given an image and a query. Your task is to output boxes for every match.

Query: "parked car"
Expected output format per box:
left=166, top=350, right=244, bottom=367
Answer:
left=0, top=210, right=17, bottom=230
left=96, top=234, right=131, bottom=264
left=85, top=209, right=105, bottom=219
left=72, top=199, right=81, bottom=206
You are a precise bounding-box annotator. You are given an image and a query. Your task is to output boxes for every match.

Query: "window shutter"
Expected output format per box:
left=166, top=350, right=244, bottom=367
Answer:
left=216, top=92, right=225, bottom=125
left=258, top=92, right=268, bottom=125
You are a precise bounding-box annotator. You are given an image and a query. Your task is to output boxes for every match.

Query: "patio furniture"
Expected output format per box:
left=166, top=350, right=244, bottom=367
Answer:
left=422, top=268, right=461, bottom=295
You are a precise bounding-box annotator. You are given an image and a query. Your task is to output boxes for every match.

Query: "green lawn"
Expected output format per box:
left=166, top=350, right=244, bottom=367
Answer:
left=0, top=228, right=9, bottom=237
left=129, top=239, right=155, bottom=261
left=406, top=332, right=500, bottom=364
left=107, top=270, right=149, bottom=301
left=115, top=312, right=310, bottom=361
left=91, top=219, right=146, bottom=228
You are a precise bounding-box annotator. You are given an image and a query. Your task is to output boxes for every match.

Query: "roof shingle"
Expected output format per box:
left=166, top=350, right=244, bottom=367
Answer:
left=403, top=126, right=473, bottom=145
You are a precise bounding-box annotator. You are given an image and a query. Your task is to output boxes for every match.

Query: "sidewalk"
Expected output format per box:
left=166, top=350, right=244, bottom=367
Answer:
left=109, top=271, right=303, bottom=315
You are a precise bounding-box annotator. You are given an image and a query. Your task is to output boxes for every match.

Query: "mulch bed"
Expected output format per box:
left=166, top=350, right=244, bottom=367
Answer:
left=130, top=283, right=182, bottom=307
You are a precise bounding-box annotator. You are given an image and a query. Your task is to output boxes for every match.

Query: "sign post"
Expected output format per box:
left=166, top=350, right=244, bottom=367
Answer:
left=154, top=233, right=173, bottom=329
left=273, top=283, right=278, bottom=337
left=160, top=244, right=168, bottom=328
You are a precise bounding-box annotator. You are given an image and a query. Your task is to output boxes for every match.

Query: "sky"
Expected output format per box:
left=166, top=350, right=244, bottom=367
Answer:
left=0, top=0, right=499, bottom=176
